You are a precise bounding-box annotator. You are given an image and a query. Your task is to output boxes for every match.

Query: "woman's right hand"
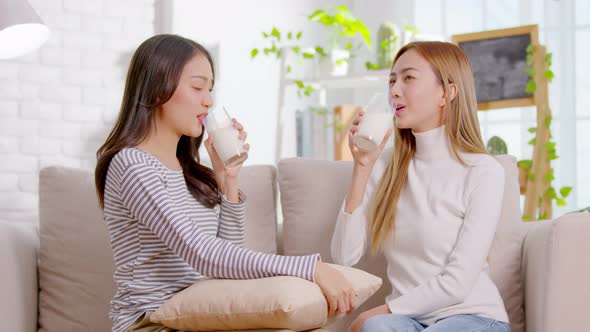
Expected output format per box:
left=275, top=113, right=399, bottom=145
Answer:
left=314, top=261, right=357, bottom=317
left=348, top=108, right=393, bottom=171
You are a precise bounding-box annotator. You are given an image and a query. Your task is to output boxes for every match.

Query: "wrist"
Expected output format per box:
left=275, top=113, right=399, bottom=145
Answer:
left=353, top=163, right=373, bottom=177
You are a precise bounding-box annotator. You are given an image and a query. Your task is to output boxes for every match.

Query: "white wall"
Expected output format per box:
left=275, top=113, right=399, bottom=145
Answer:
left=0, top=0, right=155, bottom=223
left=169, top=0, right=351, bottom=164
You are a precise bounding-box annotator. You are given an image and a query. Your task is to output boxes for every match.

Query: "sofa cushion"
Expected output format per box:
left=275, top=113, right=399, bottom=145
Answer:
left=150, top=264, right=382, bottom=331
left=488, top=155, right=529, bottom=332
left=37, top=164, right=278, bottom=332
left=278, top=155, right=525, bottom=331
left=278, top=159, right=390, bottom=332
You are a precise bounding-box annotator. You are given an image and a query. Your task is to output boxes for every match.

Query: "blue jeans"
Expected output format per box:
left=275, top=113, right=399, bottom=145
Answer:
left=360, top=314, right=510, bottom=332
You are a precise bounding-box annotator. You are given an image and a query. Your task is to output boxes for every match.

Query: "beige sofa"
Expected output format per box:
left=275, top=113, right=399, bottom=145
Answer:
left=1, top=156, right=589, bottom=332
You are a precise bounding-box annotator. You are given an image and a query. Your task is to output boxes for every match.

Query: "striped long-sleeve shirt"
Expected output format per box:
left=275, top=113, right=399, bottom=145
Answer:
left=103, top=148, right=320, bottom=332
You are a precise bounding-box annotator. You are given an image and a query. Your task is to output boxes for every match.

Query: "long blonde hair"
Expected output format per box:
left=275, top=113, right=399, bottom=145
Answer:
left=369, top=41, right=488, bottom=253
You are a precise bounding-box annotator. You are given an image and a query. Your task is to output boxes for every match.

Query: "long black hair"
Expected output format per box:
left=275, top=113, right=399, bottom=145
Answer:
left=95, top=34, right=220, bottom=209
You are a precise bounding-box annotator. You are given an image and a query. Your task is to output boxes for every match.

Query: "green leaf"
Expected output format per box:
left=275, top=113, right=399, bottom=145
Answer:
left=345, top=42, right=353, bottom=50
left=525, top=67, right=536, bottom=77
left=314, top=46, right=327, bottom=57
left=263, top=48, right=270, bottom=56
left=250, top=48, right=259, bottom=59
left=528, top=173, right=536, bottom=181
left=545, top=70, right=554, bottom=82
left=560, top=186, right=573, bottom=198
left=547, top=187, right=558, bottom=199
left=528, top=137, right=536, bottom=145
left=522, top=214, right=533, bottom=221
left=528, top=127, right=536, bottom=133
left=286, top=65, right=292, bottom=73
left=335, top=58, right=349, bottom=65
left=296, top=31, right=302, bottom=40
left=287, top=32, right=292, bottom=40
left=404, top=25, right=419, bottom=35
left=271, top=27, right=280, bottom=40
left=544, top=171, right=555, bottom=182
left=365, top=61, right=379, bottom=70
left=545, top=53, right=553, bottom=66
left=525, top=80, right=536, bottom=93
left=556, top=198, right=566, bottom=206
left=526, top=44, right=534, bottom=53
left=308, top=9, right=327, bottom=22
left=526, top=54, right=533, bottom=65
left=539, top=212, right=548, bottom=220
left=518, top=159, right=533, bottom=170
left=545, top=116, right=552, bottom=128
left=548, top=153, right=559, bottom=160
left=302, top=52, right=314, bottom=59
left=262, top=31, right=269, bottom=38
left=291, top=46, right=301, bottom=55
left=545, top=142, right=556, bottom=150
left=294, top=80, right=304, bottom=88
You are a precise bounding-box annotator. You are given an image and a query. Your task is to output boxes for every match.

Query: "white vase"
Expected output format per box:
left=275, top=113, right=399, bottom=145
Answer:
left=319, top=49, right=350, bottom=77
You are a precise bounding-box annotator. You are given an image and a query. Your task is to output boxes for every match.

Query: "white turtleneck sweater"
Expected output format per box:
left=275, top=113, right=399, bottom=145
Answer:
left=331, top=125, right=509, bottom=325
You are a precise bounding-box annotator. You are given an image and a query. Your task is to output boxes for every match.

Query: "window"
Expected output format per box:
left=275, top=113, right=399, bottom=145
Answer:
left=415, top=0, right=589, bottom=213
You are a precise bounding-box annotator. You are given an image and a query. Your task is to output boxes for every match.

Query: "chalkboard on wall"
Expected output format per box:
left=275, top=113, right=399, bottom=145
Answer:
left=453, top=25, right=539, bottom=110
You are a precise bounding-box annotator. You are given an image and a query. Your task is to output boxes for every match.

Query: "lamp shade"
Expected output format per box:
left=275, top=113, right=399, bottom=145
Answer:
left=0, top=0, right=50, bottom=59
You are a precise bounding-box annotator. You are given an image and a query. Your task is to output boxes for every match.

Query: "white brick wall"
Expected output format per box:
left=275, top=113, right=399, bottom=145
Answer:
left=0, top=0, right=155, bottom=223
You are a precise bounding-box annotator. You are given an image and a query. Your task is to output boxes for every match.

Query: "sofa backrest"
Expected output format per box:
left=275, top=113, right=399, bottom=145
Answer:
left=277, top=155, right=528, bottom=332
left=37, top=165, right=278, bottom=332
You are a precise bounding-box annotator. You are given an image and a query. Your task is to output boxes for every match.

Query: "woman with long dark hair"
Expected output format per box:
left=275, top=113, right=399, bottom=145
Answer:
left=96, top=34, right=355, bottom=332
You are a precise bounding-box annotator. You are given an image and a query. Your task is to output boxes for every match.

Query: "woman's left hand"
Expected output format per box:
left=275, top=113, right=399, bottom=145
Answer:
left=347, top=305, right=391, bottom=332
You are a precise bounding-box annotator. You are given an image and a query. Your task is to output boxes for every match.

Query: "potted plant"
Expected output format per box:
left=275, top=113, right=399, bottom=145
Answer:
left=366, top=24, right=419, bottom=70
left=308, top=5, right=372, bottom=76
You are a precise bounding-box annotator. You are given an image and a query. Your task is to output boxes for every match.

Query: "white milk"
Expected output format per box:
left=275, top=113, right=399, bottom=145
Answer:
left=211, top=127, right=248, bottom=166
left=352, top=113, right=393, bottom=151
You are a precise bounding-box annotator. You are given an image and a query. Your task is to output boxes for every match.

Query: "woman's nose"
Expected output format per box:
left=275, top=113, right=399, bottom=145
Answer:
left=203, top=90, right=213, bottom=107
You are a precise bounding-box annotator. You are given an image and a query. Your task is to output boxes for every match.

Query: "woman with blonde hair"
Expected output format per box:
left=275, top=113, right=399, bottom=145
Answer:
left=331, top=41, right=510, bottom=332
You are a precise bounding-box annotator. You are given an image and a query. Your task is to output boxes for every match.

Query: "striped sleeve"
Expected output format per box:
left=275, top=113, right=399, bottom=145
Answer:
left=118, top=161, right=319, bottom=281
left=217, top=191, right=246, bottom=246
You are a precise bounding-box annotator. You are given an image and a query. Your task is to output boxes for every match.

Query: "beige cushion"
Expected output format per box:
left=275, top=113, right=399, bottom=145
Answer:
left=37, top=164, right=279, bottom=332
left=278, top=155, right=525, bottom=331
left=38, top=166, right=115, bottom=332
left=488, top=155, right=529, bottom=332
left=240, top=165, right=279, bottom=254
left=150, top=264, right=382, bottom=331
left=278, top=158, right=390, bottom=332
left=523, top=213, right=590, bottom=332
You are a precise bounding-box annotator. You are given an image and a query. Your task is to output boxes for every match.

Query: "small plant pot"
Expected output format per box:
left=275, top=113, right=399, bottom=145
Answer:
left=319, top=49, right=350, bottom=77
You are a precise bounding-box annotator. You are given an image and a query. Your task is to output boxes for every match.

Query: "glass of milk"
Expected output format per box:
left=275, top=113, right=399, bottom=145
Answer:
left=351, top=92, right=396, bottom=152
left=203, top=106, right=248, bottom=167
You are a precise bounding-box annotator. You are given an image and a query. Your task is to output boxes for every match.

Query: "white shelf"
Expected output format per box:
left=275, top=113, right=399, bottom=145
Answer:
left=285, top=69, right=390, bottom=89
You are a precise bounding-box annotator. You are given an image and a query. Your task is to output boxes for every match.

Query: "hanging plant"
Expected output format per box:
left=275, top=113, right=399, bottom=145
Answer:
left=519, top=44, right=572, bottom=220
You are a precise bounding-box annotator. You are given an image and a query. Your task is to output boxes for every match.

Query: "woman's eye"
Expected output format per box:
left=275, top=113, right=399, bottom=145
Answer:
left=404, top=76, right=414, bottom=81
left=193, top=87, right=203, bottom=91
left=389, top=80, right=396, bottom=86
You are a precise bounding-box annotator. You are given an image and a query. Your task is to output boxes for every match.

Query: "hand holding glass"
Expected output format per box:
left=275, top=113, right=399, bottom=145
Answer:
left=203, top=106, right=248, bottom=167
left=351, top=92, right=396, bottom=152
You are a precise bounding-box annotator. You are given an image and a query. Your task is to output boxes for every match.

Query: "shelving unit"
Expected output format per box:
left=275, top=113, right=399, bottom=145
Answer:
left=275, top=55, right=390, bottom=162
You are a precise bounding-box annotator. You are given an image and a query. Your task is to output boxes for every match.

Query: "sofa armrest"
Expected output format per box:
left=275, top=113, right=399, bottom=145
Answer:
left=522, top=213, right=590, bottom=332
left=0, top=221, right=39, bottom=332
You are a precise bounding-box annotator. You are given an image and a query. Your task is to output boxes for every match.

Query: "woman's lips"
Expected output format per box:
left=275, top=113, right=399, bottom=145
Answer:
left=197, top=113, right=208, bottom=124
left=395, top=106, right=406, bottom=116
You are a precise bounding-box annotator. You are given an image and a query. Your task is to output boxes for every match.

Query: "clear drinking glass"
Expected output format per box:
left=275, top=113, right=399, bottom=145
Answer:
left=203, top=106, right=248, bottom=166
left=351, top=92, right=396, bottom=152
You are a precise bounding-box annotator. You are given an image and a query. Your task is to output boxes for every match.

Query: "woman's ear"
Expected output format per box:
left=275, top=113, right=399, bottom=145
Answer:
left=439, top=83, right=458, bottom=106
